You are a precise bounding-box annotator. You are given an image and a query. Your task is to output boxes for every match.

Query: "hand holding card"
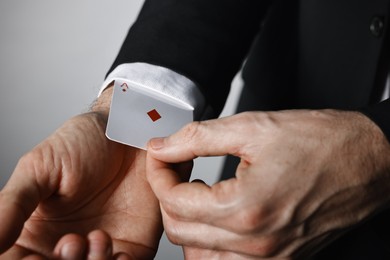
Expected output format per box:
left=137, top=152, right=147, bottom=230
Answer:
left=106, top=80, right=193, bottom=149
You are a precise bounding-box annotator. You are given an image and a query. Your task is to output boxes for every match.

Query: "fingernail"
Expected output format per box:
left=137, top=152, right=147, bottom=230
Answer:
left=149, top=137, right=165, bottom=150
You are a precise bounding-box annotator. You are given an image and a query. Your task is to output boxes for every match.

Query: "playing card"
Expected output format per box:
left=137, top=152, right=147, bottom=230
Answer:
left=106, top=80, right=194, bottom=150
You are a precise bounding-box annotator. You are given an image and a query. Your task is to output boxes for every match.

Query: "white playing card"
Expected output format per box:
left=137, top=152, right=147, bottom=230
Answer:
left=106, top=80, right=194, bottom=150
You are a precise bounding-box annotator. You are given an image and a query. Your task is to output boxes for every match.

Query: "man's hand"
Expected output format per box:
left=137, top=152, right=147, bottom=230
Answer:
left=147, top=110, right=390, bottom=259
left=0, top=87, right=163, bottom=259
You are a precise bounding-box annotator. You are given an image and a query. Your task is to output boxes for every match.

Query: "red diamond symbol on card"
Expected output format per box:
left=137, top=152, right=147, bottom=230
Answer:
left=147, top=109, right=161, bottom=122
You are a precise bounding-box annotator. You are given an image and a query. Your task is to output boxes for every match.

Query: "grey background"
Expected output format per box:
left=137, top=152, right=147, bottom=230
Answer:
left=0, top=1, right=242, bottom=259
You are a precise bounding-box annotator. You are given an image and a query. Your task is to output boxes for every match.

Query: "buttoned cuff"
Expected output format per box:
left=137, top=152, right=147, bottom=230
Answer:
left=99, top=63, right=210, bottom=120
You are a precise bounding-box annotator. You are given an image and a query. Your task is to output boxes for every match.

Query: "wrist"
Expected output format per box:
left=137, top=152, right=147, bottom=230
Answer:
left=91, top=82, right=114, bottom=117
left=353, top=111, right=390, bottom=203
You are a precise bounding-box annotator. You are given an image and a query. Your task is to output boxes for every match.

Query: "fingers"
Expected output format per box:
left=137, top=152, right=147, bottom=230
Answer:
left=147, top=113, right=256, bottom=162
left=0, top=149, right=58, bottom=253
left=146, top=154, right=224, bottom=222
left=162, top=208, right=279, bottom=258
left=146, top=115, right=248, bottom=222
left=85, top=230, right=113, bottom=260
left=53, top=233, right=87, bottom=260
left=53, top=230, right=132, bottom=260
left=147, top=142, right=244, bottom=227
left=146, top=113, right=274, bottom=257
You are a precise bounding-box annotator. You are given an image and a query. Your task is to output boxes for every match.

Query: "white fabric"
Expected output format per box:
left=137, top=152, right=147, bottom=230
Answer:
left=99, top=63, right=207, bottom=120
left=101, top=63, right=389, bottom=120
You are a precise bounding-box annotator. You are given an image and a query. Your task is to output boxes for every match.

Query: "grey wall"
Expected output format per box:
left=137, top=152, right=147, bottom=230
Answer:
left=0, top=1, right=242, bottom=259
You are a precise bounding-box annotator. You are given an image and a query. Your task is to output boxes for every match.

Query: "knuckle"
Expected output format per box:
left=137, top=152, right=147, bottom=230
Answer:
left=16, top=145, right=59, bottom=189
left=234, top=206, right=264, bottom=233
left=177, top=121, right=210, bottom=156
left=234, top=111, right=264, bottom=126
left=163, top=222, right=181, bottom=245
left=237, top=111, right=277, bottom=130
left=180, top=121, right=203, bottom=142
left=246, top=236, right=278, bottom=257
left=236, top=111, right=257, bottom=120
left=17, top=150, right=43, bottom=171
left=228, top=112, right=267, bottom=142
left=161, top=198, right=178, bottom=218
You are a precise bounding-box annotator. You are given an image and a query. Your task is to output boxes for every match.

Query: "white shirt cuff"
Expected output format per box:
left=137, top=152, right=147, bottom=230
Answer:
left=99, top=63, right=209, bottom=120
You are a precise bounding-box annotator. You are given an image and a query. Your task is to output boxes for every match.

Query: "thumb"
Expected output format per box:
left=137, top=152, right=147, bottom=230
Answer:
left=0, top=150, right=58, bottom=253
left=147, top=115, right=248, bottom=163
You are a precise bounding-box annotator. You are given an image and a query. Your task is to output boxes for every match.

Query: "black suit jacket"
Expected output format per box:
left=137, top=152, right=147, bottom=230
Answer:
left=109, top=0, right=390, bottom=258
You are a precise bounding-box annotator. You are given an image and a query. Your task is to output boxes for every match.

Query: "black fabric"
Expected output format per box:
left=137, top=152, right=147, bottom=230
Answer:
left=108, top=0, right=272, bottom=116
left=222, top=0, right=390, bottom=178
left=295, top=0, right=388, bottom=109
left=311, top=218, right=390, bottom=260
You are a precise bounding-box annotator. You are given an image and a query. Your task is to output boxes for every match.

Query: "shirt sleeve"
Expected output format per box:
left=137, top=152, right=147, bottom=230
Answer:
left=99, top=62, right=213, bottom=120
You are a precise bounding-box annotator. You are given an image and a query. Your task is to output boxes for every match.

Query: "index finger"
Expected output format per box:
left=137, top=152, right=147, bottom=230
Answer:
left=147, top=113, right=257, bottom=163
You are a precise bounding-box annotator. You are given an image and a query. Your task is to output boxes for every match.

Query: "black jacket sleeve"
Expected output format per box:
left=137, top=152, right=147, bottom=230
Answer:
left=107, top=0, right=272, bottom=116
